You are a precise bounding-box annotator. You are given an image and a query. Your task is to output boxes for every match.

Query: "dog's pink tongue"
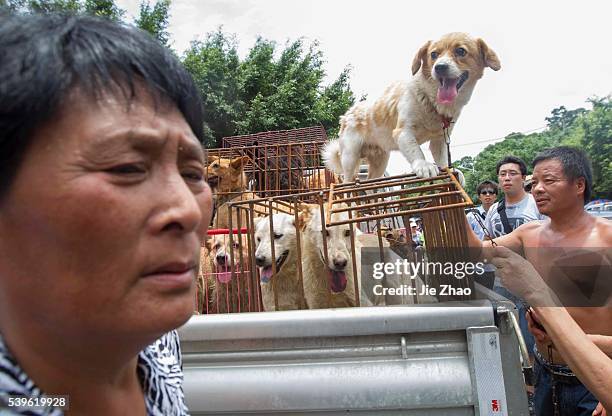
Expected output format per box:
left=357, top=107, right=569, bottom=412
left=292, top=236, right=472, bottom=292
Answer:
left=329, top=270, right=348, bottom=293
left=216, top=265, right=232, bottom=284
left=260, top=266, right=273, bottom=283
left=437, top=77, right=459, bottom=104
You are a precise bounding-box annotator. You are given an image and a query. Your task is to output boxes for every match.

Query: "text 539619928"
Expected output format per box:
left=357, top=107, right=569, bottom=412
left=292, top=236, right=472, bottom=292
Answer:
left=5, top=395, right=69, bottom=411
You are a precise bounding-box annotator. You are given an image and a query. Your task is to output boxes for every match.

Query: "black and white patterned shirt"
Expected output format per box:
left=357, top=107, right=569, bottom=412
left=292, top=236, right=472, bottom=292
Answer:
left=0, top=331, right=188, bottom=415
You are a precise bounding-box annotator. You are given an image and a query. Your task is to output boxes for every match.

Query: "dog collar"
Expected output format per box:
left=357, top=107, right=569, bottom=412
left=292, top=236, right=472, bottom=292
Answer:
left=440, top=115, right=453, bottom=130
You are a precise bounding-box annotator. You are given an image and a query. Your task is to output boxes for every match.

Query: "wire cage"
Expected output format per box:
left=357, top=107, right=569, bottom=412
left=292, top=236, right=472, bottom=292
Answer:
left=221, top=125, right=328, bottom=147
left=195, top=168, right=477, bottom=314
left=206, top=140, right=338, bottom=203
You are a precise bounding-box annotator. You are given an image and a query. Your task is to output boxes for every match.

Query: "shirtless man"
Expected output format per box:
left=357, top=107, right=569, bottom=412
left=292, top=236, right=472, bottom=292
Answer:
left=466, top=147, right=612, bottom=416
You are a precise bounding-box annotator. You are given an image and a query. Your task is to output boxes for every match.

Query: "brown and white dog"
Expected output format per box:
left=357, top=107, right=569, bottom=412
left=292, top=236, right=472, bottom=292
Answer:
left=206, top=155, right=261, bottom=230
left=323, top=33, right=500, bottom=182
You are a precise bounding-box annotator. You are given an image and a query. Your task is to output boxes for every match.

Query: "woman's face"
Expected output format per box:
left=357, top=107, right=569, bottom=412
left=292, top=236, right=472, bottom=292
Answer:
left=0, top=90, right=213, bottom=340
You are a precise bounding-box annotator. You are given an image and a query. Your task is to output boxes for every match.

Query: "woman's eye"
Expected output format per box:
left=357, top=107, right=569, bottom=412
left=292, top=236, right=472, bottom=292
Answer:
left=182, top=167, right=204, bottom=182
left=106, top=164, right=145, bottom=175
left=455, top=47, right=466, bottom=57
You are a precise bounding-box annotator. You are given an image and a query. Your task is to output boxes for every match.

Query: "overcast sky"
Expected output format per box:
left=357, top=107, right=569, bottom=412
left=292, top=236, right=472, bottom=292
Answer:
left=118, top=0, right=611, bottom=172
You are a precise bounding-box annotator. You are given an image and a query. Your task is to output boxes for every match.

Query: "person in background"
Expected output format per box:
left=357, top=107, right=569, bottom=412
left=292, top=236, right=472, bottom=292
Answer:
left=467, top=180, right=499, bottom=240
left=0, top=13, right=213, bottom=415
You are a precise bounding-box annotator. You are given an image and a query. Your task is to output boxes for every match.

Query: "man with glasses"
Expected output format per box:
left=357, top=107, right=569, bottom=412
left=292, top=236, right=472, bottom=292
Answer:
left=485, top=156, right=545, bottom=238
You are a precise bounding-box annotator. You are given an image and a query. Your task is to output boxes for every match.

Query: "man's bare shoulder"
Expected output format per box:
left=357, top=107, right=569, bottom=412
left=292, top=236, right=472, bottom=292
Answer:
left=594, top=217, right=612, bottom=244
left=516, top=219, right=548, bottom=234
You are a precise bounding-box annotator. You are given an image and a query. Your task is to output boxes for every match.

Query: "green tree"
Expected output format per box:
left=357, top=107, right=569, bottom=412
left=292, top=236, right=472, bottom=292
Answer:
left=182, top=29, right=243, bottom=148
left=2, top=0, right=125, bottom=19
left=135, top=0, right=171, bottom=46
left=83, top=0, right=123, bottom=20
left=182, top=29, right=356, bottom=148
left=580, top=97, right=612, bottom=199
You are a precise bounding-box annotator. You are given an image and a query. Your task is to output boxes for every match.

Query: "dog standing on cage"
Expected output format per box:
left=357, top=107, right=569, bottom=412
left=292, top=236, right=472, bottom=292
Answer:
left=323, top=32, right=500, bottom=183
left=254, top=213, right=307, bottom=311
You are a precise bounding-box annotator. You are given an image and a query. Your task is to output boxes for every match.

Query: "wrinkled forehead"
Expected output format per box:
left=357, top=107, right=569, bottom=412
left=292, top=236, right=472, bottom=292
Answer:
left=533, top=158, right=566, bottom=178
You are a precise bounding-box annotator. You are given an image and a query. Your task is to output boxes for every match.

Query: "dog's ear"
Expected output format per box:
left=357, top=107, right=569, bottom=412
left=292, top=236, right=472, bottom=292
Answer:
left=296, top=207, right=313, bottom=231
left=477, top=38, right=501, bottom=71
left=411, top=40, right=431, bottom=75
left=204, top=236, right=213, bottom=252
left=230, top=155, right=250, bottom=170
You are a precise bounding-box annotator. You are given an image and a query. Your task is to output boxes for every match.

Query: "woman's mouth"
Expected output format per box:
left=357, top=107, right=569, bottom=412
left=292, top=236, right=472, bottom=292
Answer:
left=142, top=262, right=196, bottom=290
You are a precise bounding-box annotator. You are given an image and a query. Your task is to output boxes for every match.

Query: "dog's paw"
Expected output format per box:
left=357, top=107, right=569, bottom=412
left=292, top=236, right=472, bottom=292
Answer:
left=411, top=160, right=440, bottom=179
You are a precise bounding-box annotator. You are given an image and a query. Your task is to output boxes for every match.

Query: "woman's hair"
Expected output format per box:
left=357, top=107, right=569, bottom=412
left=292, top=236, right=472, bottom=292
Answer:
left=0, top=13, right=203, bottom=199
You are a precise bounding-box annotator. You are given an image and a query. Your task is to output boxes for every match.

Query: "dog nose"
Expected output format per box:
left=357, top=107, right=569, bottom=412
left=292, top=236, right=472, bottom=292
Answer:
left=255, top=255, right=266, bottom=267
left=434, top=63, right=449, bottom=75
left=216, top=254, right=227, bottom=266
left=333, top=258, right=347, bottom=269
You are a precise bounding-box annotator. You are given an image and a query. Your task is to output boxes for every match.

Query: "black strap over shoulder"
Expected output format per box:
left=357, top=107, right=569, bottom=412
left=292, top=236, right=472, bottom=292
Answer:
left=497, top=199, right=514, bottom=235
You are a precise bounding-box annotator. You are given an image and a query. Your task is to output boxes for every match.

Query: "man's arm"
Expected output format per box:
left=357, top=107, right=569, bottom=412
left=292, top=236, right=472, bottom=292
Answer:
left=490, top=246, right=612, bottom=410
left=588, top=335, right=612, bottom=358
left=535, top=307, right=612, bottom=410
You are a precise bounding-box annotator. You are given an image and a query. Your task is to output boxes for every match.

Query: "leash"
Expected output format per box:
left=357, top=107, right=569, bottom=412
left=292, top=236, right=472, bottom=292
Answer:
left=441, top=115, right=454, bottom=168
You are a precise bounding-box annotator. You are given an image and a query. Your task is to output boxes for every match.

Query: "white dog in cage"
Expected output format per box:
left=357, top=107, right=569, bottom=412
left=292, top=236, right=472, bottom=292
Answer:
left=254, top=213, right=307, bottom=311
left=298, top=204, right=373, bottom=309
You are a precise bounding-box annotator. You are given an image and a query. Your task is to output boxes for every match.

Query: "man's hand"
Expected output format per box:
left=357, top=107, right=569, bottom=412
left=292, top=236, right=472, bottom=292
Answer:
left=485, top=246, right=558, bottom=306
left=526, top=308, right=552, bottom=344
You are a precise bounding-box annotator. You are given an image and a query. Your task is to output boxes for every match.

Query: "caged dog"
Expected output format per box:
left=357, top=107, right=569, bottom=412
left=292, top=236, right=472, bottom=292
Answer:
left=298, top=204, right=371, bottom=309
left=204, top=233, right=252, bottom=313
left=206, top=155, right=261, bottom=230
left=323, top=32, right=500, bottom=183
left=253, top=214, right=307, bottom=311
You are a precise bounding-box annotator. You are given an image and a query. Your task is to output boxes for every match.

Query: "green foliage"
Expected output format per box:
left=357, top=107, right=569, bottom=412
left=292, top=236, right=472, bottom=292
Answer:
left=181, top=29, right=356, bottom=148
left=182, top=30, right=243, bottom=148
left=456, top=97, right=612, bottom=202
left=2, top=0, right=124, bottom=20
left=135, top=0, right=170, bottom=46
left=25, top=0, right=81, bottom=13
left=83, top=0, right=123, bottom=21
left=580, top=97, right=612, bottom=199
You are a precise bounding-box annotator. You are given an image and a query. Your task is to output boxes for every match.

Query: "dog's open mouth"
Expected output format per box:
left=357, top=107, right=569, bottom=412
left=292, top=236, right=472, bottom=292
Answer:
left=437, top=71, right=469, bottom=104
left=215, top=263, right=240, bottom=284
left=259, top=250, right=289, bottom=283
left=328, top=269, right=348, bottom=293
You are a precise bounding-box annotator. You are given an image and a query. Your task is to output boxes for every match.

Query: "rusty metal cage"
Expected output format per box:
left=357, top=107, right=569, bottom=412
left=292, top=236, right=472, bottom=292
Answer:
left=221, top=125, right=328, bottom=147
left=206, top=141, right=338, bottom=202
left=195, top=168, right=477, bottom=314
